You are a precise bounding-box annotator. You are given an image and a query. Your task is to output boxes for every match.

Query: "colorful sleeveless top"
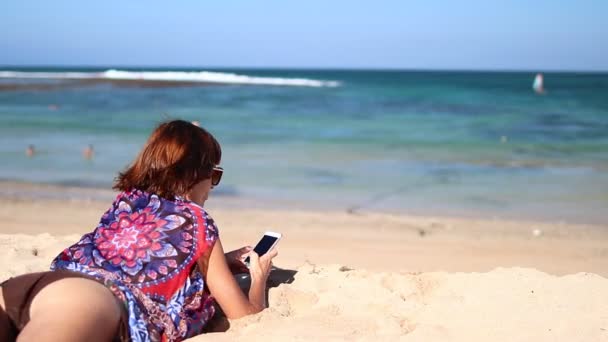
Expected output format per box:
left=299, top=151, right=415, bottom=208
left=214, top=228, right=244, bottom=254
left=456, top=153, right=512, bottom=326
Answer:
left=51, top=189, right=219, bottom=342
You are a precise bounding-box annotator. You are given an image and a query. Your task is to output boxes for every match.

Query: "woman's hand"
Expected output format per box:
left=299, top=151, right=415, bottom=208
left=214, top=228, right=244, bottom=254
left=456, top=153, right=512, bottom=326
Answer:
left=224, top=246, right=252, bottom=274
left=248, top=249, right=278, bottom=284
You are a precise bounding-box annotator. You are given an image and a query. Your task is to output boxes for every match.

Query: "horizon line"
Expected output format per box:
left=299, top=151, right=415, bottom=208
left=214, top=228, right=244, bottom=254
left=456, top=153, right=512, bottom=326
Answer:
left=0, top=64, right=607, bottom=74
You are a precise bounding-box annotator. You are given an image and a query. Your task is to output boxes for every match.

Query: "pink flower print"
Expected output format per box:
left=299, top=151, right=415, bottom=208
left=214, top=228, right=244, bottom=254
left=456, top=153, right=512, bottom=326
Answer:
left=95, top=211, right=175, bottom=276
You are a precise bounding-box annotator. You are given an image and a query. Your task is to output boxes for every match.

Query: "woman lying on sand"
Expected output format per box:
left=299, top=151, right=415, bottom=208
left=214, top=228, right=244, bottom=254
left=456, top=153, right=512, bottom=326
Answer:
left=0, top=120, right=278, bottom=341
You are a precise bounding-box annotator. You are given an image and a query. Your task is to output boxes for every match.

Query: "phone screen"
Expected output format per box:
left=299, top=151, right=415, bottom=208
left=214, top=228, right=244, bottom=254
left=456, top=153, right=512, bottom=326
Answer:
left=244, top=235, right=278, bottom=264
left=253, top=235, right=278, bottom=256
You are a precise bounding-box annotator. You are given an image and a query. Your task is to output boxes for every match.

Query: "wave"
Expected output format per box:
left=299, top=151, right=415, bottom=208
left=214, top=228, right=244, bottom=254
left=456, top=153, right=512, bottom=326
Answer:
left=0, top=69, right=341, bottom=88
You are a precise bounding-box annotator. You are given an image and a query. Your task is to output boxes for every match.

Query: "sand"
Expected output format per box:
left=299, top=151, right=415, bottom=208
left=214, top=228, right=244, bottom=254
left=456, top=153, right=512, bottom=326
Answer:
left=1, top=191, right=607, bottom=341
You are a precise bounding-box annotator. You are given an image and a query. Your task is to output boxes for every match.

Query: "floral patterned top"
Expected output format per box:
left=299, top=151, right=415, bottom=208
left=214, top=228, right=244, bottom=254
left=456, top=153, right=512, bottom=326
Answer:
left=51, top=189, right=219, bottom=342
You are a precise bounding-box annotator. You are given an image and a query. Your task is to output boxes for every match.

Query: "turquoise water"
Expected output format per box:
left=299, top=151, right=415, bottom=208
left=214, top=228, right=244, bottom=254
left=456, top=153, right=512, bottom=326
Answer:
left=0, top=68, right=607, bottom=223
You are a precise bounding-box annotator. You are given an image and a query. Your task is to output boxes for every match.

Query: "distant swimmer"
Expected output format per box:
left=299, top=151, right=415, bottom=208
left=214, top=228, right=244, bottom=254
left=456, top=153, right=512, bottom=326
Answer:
left=83, top=144, right=94, bottom=160
left=533, top=73, right=545, bottom=94
left=48, top=104, right=60, bottom=110
left=25, top=144, right=35, bottom=157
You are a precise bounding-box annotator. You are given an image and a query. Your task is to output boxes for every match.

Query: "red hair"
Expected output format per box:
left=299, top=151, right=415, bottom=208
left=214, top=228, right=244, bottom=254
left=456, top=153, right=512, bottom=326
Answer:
left=113, top=120, right=221, bottom=199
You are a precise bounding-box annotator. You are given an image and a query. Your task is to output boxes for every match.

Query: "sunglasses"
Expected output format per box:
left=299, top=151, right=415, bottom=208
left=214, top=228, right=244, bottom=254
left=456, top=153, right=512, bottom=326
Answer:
left=211, top=166, right=223, bottom=186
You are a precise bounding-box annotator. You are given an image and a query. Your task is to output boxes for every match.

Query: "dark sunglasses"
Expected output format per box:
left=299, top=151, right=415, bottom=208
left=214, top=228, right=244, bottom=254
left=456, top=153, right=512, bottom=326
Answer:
left=211, top=166, right=223, bottom=186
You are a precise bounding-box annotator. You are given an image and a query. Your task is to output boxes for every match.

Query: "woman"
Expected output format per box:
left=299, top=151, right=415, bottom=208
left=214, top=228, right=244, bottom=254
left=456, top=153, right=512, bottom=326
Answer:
left=0, top=120, right=277, bottom=341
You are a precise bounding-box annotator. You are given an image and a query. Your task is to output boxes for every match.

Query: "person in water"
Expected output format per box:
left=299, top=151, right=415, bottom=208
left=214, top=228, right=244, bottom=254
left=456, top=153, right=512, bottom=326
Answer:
left=25, top=144, right=35, bottom=157
left=83, top=144, right=95, bottom=160
left=0, top=120, right=278, bottom=341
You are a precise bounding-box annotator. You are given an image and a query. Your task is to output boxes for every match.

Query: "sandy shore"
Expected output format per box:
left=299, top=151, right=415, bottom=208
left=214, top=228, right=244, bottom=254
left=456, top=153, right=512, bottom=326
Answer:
left=1, top=193, right=607, bottom=341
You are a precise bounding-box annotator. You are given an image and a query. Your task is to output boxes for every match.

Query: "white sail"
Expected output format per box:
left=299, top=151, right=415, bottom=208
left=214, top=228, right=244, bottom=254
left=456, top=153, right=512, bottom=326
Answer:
left=533, top=73, right=545, bottom=94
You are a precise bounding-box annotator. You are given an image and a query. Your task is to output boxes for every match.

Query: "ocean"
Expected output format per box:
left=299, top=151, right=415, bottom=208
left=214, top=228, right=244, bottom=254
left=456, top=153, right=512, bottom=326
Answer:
left=0, top=68, right=607, bottom=224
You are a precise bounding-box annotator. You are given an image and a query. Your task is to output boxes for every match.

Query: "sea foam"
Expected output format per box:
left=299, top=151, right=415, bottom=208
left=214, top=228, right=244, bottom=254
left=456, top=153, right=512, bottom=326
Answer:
left=0, top=70, right=341, bottom=88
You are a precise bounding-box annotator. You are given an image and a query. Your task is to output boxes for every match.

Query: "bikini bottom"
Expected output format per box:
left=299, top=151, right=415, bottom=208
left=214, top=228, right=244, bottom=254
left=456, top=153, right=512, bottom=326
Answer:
left=0, top=270, right=129, bottom=342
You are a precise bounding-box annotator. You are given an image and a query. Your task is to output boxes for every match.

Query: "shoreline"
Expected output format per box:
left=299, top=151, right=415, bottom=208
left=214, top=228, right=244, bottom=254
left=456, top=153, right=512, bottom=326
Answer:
left=0, top=179, right=605, bottom=226
left=1, top=184, right=606, bottom=278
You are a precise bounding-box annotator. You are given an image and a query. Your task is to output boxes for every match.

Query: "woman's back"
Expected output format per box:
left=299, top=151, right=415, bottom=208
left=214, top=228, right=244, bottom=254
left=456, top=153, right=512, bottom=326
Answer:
left=52, top=189, right=219, bottom=341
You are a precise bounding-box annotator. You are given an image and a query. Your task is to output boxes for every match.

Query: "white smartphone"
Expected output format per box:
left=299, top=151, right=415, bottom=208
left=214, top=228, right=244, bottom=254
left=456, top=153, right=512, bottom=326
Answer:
left=244, top=231, right=282, bottom=266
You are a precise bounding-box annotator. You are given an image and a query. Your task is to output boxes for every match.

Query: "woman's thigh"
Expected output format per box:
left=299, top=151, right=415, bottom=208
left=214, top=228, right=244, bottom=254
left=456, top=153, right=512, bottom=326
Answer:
left=19, top=277, right=121, bottom=342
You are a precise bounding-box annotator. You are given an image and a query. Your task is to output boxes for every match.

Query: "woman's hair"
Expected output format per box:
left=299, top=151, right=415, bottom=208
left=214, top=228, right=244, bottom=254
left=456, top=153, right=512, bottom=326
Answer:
left=113, top=120, right=221, bottom=199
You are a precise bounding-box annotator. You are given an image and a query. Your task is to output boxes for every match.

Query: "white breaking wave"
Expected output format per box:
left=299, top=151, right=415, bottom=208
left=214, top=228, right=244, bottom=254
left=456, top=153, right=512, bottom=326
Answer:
left=0, top=69, right=341, bottom=88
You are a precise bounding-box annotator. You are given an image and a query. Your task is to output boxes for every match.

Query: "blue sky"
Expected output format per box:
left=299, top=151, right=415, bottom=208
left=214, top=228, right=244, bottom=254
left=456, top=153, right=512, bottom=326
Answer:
left=1, top=0, right=606, bottom=70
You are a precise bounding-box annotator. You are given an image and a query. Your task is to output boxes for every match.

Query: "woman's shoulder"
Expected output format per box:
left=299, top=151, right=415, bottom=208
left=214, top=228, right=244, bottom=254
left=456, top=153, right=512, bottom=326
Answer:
left=108, top=189, right=219, bottom=239
left=176, top=199, right=219, bottom=242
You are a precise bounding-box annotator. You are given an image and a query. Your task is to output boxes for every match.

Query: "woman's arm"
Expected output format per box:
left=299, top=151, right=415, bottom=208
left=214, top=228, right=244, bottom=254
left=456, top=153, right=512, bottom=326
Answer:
left=203, top=238, right=277, bottom=319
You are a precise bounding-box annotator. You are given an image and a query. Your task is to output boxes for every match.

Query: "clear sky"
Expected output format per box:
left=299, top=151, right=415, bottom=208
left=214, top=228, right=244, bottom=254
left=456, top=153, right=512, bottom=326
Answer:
left=1, top=0, right=606, bottom=70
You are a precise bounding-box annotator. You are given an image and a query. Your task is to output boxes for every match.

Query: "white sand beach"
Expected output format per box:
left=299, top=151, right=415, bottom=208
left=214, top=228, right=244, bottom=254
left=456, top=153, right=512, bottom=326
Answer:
left=1, top=189, right=607, bottom=341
